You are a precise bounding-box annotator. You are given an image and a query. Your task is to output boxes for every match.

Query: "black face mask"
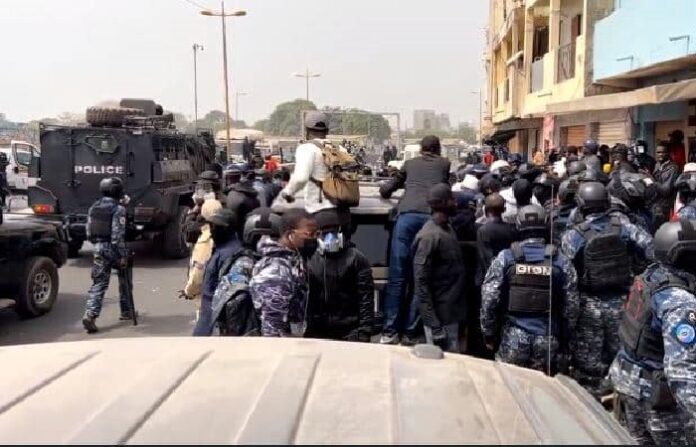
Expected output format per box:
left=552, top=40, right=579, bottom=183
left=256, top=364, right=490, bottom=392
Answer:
left=298, top=238, right=318, bottom=259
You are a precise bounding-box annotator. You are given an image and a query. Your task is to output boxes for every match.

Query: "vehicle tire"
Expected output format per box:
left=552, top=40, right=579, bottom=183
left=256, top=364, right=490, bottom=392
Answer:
left=162, top=205, right=191, bottom=259
left=67, top=240, right=84, bottom=258
left=16, top=256, right=59, bottom=318
left=86, top=107, right=145, bottom=127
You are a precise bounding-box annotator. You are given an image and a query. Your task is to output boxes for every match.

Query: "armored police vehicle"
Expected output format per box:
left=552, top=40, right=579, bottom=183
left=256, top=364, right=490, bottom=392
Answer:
left=0, top=207, right=68, bottom=318
left=27, top=99, right=216, bottom=258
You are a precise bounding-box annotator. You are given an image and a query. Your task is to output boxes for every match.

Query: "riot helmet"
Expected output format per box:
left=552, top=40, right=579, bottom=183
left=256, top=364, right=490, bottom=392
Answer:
left=243, top=208, right=281, bottom=248
left=517, top=163, right=543, bottom=182
left=654, top=219, right=696, bottom=273
left=576, top=168, right=609, bottom=185
left=576, top=181, right=609, bottom=215
left=566, top=160, right=587, bottom=177
left=533, top=172, right=560, bottom=204
left=516, top=204, right=549, bottom=240
left=608, top=173, right=648, bottom=208
left=558, top=178, right=579, bottom=205
left=99, top=177, right=124, bottom=199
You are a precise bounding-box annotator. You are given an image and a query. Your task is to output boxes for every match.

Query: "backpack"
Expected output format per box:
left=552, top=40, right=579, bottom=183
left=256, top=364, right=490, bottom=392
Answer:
left=215, top=250, right=261, bottom=336
left=310, top=141, right=360, bottom=207
left=576, top=216, right=632, bottom=293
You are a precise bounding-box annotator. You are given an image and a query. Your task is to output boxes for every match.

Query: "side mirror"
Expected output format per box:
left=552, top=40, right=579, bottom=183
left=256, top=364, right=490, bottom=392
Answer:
left=13, top=166, right=19, bottom=174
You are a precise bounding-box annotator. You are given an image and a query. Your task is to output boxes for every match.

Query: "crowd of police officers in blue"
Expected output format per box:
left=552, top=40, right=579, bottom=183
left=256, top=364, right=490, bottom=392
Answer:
left=83, top=111, right=696, bottom=444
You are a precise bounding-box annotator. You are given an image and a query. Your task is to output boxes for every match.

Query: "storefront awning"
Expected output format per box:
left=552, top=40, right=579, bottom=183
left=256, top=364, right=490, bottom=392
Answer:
left=547, top=78, right=696, bottom=115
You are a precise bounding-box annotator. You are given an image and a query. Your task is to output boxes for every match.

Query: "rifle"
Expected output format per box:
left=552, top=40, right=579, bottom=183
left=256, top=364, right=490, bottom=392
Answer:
left=121, top=252, right=137, bottom=326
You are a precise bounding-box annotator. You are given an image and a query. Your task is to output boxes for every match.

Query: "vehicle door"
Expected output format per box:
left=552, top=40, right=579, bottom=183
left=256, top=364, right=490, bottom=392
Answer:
left=11, top=141, right=39, bottom=190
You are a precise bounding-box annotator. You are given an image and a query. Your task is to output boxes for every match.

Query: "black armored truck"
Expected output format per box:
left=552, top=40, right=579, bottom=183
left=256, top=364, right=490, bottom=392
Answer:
left=27, top=99, right=217, bottom=258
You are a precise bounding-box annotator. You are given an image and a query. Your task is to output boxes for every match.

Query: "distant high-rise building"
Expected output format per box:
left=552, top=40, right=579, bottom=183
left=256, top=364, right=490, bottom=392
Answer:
left=436, top=113, right=451, bottom=131
left=413, top=109, right=437, bottom=131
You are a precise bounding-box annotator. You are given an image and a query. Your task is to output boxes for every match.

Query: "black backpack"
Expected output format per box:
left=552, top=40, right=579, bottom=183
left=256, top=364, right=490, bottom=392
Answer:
left=215, top=250, right=261, bottom=336
left=576, top=216, right=632, bottom=293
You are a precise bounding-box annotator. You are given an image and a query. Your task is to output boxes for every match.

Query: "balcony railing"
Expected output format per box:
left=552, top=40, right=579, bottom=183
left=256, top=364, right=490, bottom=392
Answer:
left=530, top=57, right=544, bottom=92
left=557, top=41, right=576, bottom=82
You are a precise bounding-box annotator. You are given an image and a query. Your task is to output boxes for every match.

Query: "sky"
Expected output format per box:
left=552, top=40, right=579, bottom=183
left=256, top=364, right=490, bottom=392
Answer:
left=0, top=0, right=487, bottom=129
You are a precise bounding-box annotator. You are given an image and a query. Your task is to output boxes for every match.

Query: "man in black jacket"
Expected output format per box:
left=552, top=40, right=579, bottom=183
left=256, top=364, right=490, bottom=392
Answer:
left=306, top=212, right=374, bottom=342
left=476, top=193, right=518, bottom=287
left=648, top=143, right=680, bottom=230
left=412, top=184, right=466, bottom=352
left=379, top=135, right=450, bottom=344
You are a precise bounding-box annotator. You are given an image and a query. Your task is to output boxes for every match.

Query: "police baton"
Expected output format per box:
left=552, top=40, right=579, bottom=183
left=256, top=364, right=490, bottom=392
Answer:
left=122, top=252, right=137, bottom=326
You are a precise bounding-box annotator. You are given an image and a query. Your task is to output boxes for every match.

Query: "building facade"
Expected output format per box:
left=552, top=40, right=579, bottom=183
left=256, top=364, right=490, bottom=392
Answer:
left=485, top=0, right=696, bottom=161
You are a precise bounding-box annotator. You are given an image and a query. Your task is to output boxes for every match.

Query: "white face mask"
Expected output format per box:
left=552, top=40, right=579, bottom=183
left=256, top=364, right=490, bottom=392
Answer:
left=120, top=195, right=131, bottom=205
left=317, top=232, right=344, bottom=254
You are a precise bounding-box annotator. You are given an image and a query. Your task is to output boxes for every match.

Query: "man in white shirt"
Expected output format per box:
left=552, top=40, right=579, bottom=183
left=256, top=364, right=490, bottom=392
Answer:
left=281, top=111, right=351, bottom=232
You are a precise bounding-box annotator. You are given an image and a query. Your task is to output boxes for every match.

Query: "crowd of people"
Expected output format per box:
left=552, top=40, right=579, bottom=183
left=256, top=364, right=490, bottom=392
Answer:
left=82, top=109, right=696, bottom=443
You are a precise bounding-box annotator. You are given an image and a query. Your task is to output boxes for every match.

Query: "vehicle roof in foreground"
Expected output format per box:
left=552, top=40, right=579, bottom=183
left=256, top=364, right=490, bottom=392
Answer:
left=0, top=337, right=632, bottom=444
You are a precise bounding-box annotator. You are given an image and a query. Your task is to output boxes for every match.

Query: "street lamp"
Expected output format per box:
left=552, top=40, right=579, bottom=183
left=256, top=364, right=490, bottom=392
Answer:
left=293, top=69, right=321, bottom=102
left=235, top=91, right=247, bottom=123
left=201, top=3, right=247, bottom=157
left=471, top=90, right=483, bottom=146
left=192, top=43, right=204, bottom=131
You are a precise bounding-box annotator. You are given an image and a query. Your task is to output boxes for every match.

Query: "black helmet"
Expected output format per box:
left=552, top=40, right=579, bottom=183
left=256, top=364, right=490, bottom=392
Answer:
left=577, top=168, right=609, bottom=185
left=567, top=160, right=587, bottom=176
left=516, top=204, right=549, bottom=235
left=576, top=181, right=609, bottom=214
left=99, top=177, right=124, bottom=198
left=676, top=171, right=696, bottom=194
left=207, top=208, right=238, bottom=228
left=243, top=208, right=281, bottom=247
left=517, top=163, right=543, bottom=182
left=654, top=219, right=696, bottom=271
left=304, top=111, right=329, bottom=131
left=558, top=178, right=579, bottom=204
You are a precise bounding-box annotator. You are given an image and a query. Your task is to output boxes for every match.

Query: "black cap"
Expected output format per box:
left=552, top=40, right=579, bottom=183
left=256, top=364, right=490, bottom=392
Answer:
left=207, top=208, right=238, bottom=228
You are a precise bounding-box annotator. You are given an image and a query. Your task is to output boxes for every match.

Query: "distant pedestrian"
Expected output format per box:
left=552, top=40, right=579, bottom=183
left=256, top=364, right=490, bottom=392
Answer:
left=476, top=193, right=517, bottom=286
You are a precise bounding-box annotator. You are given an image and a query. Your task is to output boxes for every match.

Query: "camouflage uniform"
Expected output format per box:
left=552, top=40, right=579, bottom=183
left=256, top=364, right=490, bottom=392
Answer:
left=677, top=202, right=696, bottom=220
left=481, top=238, right=579, bottom=373
left=561, top=212, right=654, bottom=395
left=610, top=263, right=696, bottom=444
left=249, top=237, right=308, bottom=337
left=85, top=197, right=130, bottom=318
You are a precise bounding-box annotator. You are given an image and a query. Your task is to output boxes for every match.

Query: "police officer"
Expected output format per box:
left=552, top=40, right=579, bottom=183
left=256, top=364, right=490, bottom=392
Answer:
left=675, top=171, right=696, bottom=219
left=481, top=204, right=579, bottom=374
left=532, top=172, right=560, bottom=214
left=566, top=160, right=587, bottom=181
left=607, top=172, right=654, bottom=234
left=560, top=182, right=654, bottom=397
left=610, top=220, right=696, bottom=444
left=82, top=177, right=132, bottom=333
left=551, top=178, right=578, bottom=246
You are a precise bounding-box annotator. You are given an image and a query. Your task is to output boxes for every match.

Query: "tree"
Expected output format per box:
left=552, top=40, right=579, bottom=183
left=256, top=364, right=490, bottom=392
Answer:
left=253, top=119, right=269, bottom=132
left=404, top=122, right=476, bottom=144
left=194, top=110, right=247, bottom=132
left=264, top=99, right=317, bottom=136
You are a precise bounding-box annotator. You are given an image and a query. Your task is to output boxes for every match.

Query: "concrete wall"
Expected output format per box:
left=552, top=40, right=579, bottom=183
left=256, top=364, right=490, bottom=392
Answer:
left=594, top=0, right=696, bottom=81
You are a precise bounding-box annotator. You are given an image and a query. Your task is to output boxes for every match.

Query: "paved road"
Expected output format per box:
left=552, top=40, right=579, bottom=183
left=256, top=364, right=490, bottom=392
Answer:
left=0, top=241, right=196, bottom=346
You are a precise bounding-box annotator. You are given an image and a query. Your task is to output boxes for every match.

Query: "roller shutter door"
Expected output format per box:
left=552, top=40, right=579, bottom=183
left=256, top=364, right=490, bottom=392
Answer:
left=598, top=121, right=628, bottom=146
left=565, top=125, right=585, bottom=146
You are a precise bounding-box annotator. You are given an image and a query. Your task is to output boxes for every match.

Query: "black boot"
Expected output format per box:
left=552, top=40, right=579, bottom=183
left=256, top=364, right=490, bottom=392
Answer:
left=82, top=314, right=98, bottom=334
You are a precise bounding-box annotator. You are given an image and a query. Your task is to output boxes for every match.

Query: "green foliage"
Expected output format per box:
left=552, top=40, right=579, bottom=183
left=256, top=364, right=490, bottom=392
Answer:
left=404, top=122, right=476, bottom=144
left=263, top=99, right=317, bottom=136
left=323, top=107, right=391, bottom=141
left=176, top=111, right=247, bottom=133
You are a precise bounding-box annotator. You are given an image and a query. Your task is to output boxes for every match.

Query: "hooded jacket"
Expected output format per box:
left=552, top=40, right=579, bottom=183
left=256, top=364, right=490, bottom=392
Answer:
left=306, top=243, right=374, bottom=341
left=250, top=237, right=308, bottom=337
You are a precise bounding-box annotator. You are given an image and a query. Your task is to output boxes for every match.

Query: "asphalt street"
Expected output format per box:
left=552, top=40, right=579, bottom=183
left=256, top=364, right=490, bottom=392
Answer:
left=0, top=240, right=197, bottom=346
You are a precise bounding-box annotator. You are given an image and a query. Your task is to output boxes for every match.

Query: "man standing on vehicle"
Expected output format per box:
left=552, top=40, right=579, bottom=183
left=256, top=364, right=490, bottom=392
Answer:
left=280, top=112, right=351, bottom=234
left=82, top=177, right=133, bottom=333
left=379, top=135, right=450, bottom=345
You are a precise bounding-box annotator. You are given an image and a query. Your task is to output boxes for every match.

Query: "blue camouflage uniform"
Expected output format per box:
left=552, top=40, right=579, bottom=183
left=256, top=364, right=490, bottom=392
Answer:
left=85, top=197, right=130, bottom=318
left=481, top=238, right=579, bottom=373
left=677, top=202, right=696, bottom=220
left=561, top=212, right=654, bottom=395
left=250, top=237, right=308, bottom=337
left=610, top=263, right=696, bottom=444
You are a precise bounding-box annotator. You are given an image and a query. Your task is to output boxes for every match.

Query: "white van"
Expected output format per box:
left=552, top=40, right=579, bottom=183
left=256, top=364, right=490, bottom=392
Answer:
left=0, top=140, right=40, bottom=191
left=387, top=144, right=421, bottom=170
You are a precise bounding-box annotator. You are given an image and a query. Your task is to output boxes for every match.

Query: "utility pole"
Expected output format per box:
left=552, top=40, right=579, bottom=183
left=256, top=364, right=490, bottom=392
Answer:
left=192, top=43, right=204, bottom=131
left=293, top=69, right=321, bottom=102
left=200, top=3, right=246, bottom=157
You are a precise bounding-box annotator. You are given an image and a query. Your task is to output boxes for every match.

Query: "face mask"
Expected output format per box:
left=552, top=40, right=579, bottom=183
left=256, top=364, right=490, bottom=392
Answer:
left=318, top=232, right=344, bottom=254
left=298, top=237, right=318, bottom=259
left=120, top=195, right=131, bottom=205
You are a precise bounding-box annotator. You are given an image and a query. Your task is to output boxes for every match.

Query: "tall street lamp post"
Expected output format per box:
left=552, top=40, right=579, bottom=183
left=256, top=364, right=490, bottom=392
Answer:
left=201, top=3, right=246, bottom=157
left=192, top=43, right=204, bottom=131
left=293, top=68, right=321, bottom=102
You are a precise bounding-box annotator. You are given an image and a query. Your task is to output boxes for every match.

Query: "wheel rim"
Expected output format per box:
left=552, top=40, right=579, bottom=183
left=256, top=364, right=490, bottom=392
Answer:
left=32, top=270, right=53, bottom=306
left=179, top=209, right=189, bottom=249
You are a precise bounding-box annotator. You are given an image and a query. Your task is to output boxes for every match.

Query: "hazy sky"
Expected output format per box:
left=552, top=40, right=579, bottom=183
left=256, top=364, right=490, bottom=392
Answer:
left=0, top=0, right=487, bottom=128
